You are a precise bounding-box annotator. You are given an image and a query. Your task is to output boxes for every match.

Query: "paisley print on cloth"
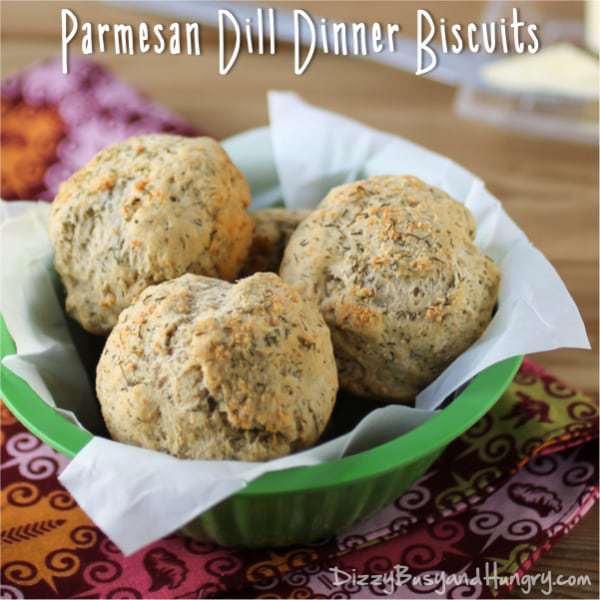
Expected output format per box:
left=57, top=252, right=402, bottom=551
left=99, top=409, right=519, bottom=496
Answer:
left=1, top=360, right=597, bottom=598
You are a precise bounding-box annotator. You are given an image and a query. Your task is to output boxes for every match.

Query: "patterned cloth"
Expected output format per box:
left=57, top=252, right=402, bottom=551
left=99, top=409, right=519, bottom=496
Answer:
left=1, top=361, right=597, bottom=599
left=1, top=58, right=598, bottom=599
left=1, top=57, right=196, bottom=201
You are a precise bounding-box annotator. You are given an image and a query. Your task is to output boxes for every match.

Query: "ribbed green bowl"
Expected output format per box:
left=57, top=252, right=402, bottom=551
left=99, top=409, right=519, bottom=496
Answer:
left=0, top=127, right=522, bottom=547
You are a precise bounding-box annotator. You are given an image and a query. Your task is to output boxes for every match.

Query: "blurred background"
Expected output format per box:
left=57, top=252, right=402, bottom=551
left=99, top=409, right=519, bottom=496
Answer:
left=1, top=1, right=598, bottom=593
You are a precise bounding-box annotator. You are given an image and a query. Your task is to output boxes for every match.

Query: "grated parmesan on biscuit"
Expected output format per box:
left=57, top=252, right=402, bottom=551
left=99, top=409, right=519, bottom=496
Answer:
left=49, top=134, right=254, bottom=334
left=280, top=175, right=500, bottom=402
left=96, top=272, right=339, bottom=461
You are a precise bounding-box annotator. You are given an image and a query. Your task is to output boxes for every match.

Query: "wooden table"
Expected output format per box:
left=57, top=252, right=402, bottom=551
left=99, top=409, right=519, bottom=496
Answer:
left=2, top=1, right=598, bottom=597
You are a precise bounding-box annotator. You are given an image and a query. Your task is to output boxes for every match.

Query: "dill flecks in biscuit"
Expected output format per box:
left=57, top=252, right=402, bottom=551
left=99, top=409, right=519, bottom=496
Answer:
left=49, top=134, right=254, bottom=335
left=241, top=208, right=311, bottom=276
left=280, top=175, right=500, bottom=402
left=96, top=272, right=339, bottom=461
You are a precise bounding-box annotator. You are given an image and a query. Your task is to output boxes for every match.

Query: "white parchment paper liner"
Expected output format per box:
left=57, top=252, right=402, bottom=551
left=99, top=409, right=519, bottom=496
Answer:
left=0, top=93, right=589, bottom=555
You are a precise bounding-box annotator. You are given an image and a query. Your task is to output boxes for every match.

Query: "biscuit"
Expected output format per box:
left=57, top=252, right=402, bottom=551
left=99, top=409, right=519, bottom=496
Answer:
left=241, top=208, right=311, bottom=275
left=49, top=134, right=254, bottom=334
left=280, top=175, right=500, bottom=401
left=96, top=272, right=339, bottom=461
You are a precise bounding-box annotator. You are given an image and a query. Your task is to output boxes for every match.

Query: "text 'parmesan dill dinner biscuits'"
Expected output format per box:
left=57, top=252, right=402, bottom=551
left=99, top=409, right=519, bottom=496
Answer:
left=280, top=175, right=500, bottom=402
left=49, top=134, right=254, bottom=334
left=96, top=272, right=338, bottom=461
left=241, top=208, right=311, bottom=276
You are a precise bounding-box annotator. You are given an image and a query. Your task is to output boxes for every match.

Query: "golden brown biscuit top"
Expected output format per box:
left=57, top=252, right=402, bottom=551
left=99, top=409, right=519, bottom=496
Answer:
left=96, top=272, right=339, bottom=460
left=49, top=134, right=253, bottom=334
left=280, top=175, right=499, bottom=401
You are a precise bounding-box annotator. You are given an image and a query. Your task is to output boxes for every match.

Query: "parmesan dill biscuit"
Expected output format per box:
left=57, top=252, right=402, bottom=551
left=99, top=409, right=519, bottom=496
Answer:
left=49, top=134, right=254, bottom=335
left=242, top=208, right=311, bottom=276
left=96, top=272, right=338, bottom=461
left=280, top=175, right=500, bottom=401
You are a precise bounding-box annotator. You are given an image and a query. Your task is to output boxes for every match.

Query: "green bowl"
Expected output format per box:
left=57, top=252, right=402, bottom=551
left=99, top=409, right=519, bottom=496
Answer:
left=0, top=127, right=523, bottom=547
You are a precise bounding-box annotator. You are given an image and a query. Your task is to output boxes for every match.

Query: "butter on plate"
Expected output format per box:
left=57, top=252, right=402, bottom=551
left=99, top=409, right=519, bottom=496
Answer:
left=481, top=43, right=599, bottom=100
